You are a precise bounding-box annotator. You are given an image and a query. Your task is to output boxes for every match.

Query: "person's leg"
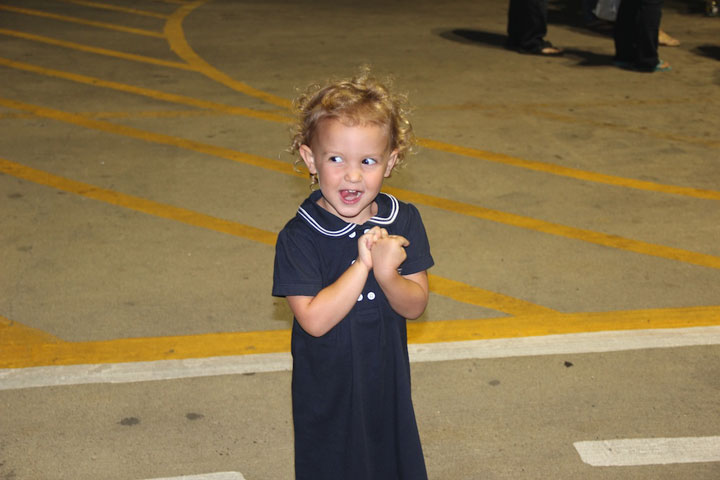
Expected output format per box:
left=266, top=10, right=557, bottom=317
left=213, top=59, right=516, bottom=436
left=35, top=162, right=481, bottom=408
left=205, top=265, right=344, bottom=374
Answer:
left=507, top=0, right=548, bottom=52
left=634, top=0, right=664, bottom=70
left=583, top=0, right=599, bottom=24
left=614, top=0, right=638, bottom=64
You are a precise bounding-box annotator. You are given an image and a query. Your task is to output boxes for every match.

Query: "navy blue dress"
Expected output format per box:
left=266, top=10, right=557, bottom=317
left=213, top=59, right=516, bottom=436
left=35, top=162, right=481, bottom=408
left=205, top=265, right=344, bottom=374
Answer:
left=273, top=190, right=433, bottom=480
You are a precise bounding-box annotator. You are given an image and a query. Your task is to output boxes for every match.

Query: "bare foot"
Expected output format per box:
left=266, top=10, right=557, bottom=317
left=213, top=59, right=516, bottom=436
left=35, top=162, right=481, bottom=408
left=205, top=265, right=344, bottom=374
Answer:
left=540, top=45, right=564, bottom=55
left=659, top=29, right=680, bottom=47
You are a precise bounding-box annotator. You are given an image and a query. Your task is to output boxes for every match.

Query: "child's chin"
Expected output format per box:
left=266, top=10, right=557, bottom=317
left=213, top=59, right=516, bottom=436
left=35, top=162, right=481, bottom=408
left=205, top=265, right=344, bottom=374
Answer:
left=339, top=206, right=371, bottom=223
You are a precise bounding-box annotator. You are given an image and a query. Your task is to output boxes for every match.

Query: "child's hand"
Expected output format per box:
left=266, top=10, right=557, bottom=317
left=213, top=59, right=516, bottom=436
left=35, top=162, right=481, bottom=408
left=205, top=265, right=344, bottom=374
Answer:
left=357, top=226, right=385, bottom=270
left=370, top=233, right=409, bottom=278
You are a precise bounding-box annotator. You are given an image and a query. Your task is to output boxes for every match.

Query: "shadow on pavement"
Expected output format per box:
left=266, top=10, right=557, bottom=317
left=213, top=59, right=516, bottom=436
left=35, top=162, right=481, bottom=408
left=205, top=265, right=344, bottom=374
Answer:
left=436, top=28, right=614, bottom=67
left=694, top=45, right=720, bottom=61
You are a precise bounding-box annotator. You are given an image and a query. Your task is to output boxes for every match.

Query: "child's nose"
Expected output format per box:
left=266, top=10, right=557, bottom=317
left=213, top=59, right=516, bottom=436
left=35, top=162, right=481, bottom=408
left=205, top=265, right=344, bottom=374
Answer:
left=345, top=167, right=362, bottom=182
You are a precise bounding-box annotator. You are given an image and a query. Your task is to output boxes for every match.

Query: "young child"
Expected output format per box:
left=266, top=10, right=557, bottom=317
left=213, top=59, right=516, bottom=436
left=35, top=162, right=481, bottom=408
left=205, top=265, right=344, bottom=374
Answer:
left=272, top=70, right=433, bottom=480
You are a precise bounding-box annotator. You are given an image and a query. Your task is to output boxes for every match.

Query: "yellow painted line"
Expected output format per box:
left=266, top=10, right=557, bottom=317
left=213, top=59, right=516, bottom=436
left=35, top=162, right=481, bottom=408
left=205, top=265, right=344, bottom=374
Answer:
left=0, top=157, right=542, bottom=315
left=2, top=96, right=719, bottom=271
left=406, top=305, right=720, bottom=344
left=0, top=157, right=278, bottom=246
left=384, top=185, right=720, bottom=270
left=0, top=315, right=62, bottom=346
left=57, top=0, right=171, bottom=19
left=2, top=0, right=691, bottom=205
left=428, top=275, right=554, bottom=315
left=163, top=0, right=292, bottom=108
left=417, top=138, right=720, bottom=202
left=2, top=32, right=716, bottom=205
left=0, top=29, right=193, bottom=71
left=0, top=57, right=293, bottom=124
left=0, top=328, right=290, bottom=368
left=159, top=0, right=720, bottom=200
left=0, top=5, right=164, bottom=38
left=0, top=96, right=297, bottom=176
left=2, top=306, right=718, bottom=368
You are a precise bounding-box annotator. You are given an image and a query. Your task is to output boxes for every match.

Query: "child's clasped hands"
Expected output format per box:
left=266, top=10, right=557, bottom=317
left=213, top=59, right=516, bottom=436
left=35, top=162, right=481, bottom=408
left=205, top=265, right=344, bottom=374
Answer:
left=358, top=226, right=409, bottom=276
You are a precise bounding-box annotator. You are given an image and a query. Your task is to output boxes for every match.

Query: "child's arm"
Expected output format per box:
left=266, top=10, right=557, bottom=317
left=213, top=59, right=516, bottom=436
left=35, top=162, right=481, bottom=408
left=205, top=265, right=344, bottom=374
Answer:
left=285, top=228, right=380, bottom=337
left=371, top=234, right=430, bottom=320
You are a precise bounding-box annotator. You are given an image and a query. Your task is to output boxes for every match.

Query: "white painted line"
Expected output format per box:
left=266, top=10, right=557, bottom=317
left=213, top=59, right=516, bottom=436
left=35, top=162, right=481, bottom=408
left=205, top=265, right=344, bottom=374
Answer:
left=574, top=436, right=720, bottom=466
left=0, top=352, right=292, bottom=390
left=408, top=325, right=720, bottom=363
left=1, top=326, right=719, bottom=390
left=143, top=472, right=245, bottom=480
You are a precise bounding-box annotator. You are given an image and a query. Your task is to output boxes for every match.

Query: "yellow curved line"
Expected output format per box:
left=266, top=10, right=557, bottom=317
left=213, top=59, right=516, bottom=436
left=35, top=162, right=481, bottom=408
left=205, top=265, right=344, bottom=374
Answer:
left=163, top=0, right=291, bottom=108
left=0, top=5, right=164, bottom=38
left=0, top=157, right=544, bottom=315
left=2, top=306, right=719, bottom=368
left=159, top=0, right=720, bottom=200
left=2, top=96, right=719, bottom=271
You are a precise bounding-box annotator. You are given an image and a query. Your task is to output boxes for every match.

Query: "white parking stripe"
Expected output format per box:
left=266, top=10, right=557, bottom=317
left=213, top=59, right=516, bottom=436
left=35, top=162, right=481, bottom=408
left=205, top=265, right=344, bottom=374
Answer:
left=574, top=436, right=720, bottom=466
left=0, top=352, right=292, bottom=390
left=144, top=473, right=245, bottom=480
left=1, top=326, right=719, bottom=390
left=408, top=325, right=720, bottom=363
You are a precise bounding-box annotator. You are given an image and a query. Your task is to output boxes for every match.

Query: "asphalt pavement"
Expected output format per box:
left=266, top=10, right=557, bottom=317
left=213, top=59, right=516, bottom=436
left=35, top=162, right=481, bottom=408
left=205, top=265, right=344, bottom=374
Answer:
left=1, top=0, right=719, bottom=478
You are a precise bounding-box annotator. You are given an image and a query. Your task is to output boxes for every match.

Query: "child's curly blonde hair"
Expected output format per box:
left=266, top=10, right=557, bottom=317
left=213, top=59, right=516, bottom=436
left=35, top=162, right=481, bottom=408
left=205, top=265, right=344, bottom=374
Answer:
left=290, top=68, right=415, bottom=180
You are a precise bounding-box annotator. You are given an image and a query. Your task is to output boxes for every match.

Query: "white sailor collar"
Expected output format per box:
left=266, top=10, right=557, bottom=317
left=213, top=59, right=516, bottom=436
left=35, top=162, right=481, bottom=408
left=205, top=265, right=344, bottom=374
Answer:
left=297, top=190, right=399, bottom=237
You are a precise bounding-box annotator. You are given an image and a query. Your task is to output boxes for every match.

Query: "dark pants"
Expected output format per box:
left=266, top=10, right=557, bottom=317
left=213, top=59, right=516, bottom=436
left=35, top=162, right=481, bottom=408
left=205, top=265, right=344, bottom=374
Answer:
left=507, top=0, right=548, bottom=52
left=614, top=0, right=663, bottom=70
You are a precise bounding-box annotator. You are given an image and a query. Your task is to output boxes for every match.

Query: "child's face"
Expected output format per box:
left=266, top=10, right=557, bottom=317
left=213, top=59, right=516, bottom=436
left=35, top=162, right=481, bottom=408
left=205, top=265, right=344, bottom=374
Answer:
left=299, top=117, right=397, bottom=225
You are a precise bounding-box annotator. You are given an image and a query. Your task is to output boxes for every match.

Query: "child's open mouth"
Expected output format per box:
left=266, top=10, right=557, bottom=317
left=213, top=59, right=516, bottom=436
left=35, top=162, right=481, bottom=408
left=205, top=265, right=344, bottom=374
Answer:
left=340, top=189, right=362, bottom=204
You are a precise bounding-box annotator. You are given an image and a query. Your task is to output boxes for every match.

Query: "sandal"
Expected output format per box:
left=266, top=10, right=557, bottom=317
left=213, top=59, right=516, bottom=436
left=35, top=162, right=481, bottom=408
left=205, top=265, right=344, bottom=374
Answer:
left=654, top=60, right=672, bottom=72
left=614, top=59, right=671, bottom=72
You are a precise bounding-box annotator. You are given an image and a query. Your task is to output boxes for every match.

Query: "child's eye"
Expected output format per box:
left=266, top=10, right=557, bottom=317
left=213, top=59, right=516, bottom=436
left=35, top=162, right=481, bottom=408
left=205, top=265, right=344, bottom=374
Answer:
left=362, top=158, right=377, bottom=165
left=329, top=156, right=343, bottom=163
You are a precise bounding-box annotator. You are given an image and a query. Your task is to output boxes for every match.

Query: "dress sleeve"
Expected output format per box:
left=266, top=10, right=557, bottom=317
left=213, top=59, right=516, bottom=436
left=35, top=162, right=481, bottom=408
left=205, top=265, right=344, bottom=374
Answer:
left=272, top=224, right=323, bottom=297
left=398, top=204, right=434, bottom=276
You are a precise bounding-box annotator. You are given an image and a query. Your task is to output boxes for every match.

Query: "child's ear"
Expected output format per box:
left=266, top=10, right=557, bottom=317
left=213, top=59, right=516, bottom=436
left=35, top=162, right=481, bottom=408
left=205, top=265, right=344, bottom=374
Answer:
left=298, top=144, right=316, bottom=174
left=384, top=150, right=398, bottom=177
